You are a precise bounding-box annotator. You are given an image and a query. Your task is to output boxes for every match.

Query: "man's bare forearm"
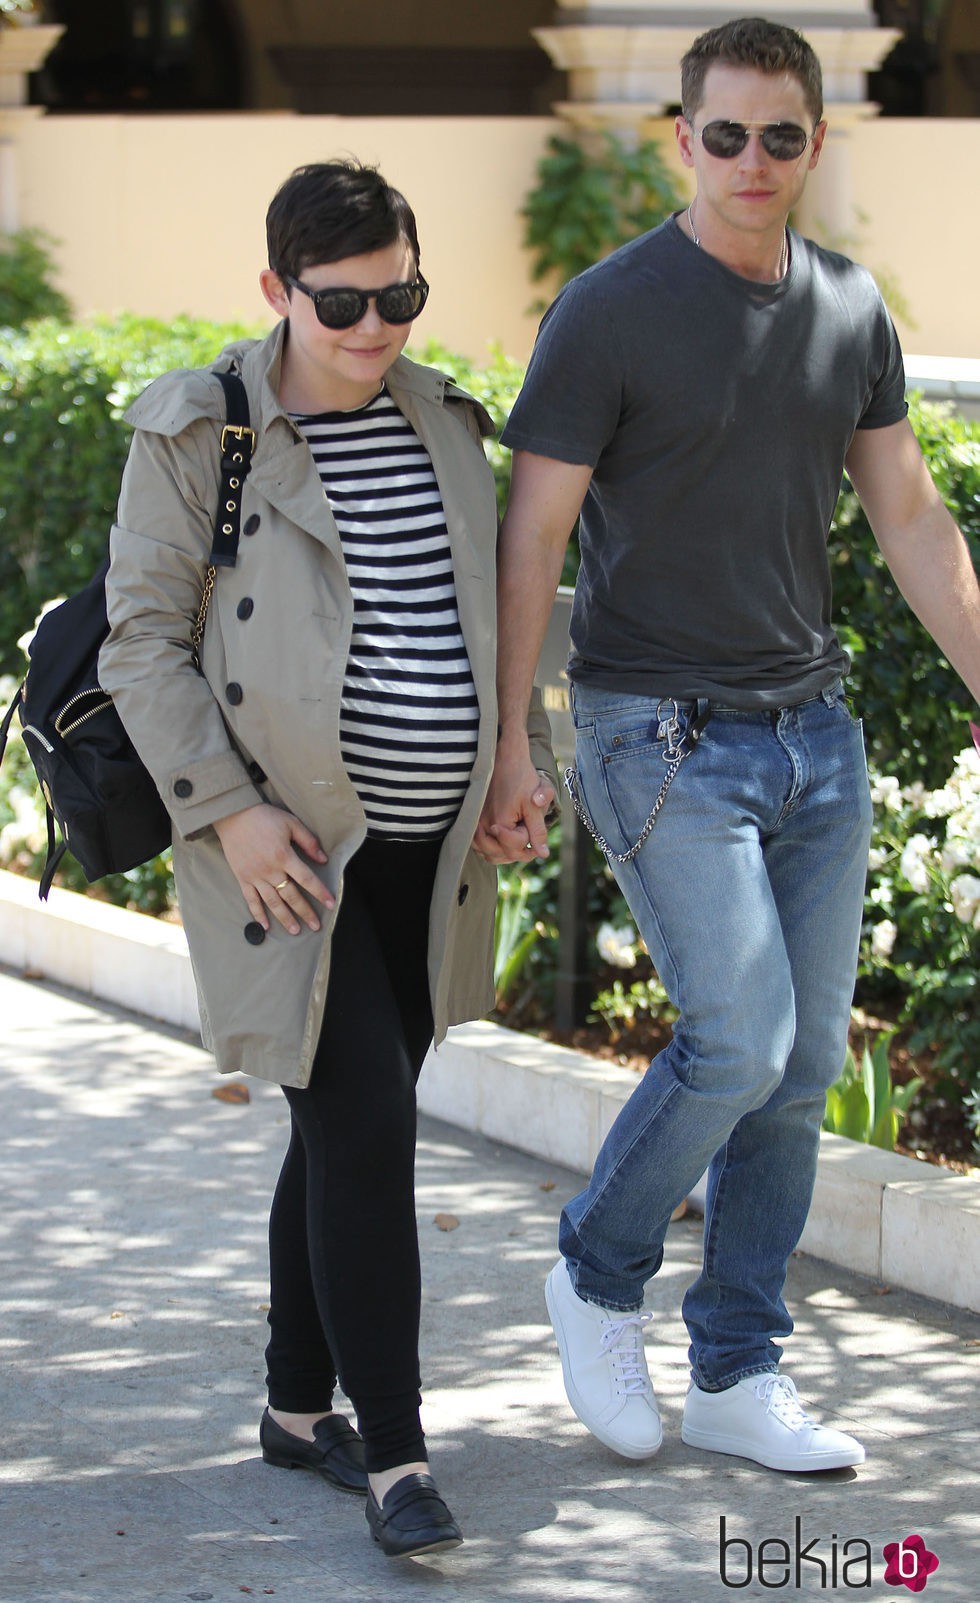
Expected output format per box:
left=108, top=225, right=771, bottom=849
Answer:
left=495, top=451, right=593, bottom=746
left=878, top=501, right=980, bottom=705
left=846, top=418, right=980, bottom=708
left=473, top=452, right=591, bottom=860
left=496, top=521, right=568, bottom=744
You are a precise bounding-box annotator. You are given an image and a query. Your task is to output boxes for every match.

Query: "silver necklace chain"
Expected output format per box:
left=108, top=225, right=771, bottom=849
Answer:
left=687, top=203, right=788, bottom=280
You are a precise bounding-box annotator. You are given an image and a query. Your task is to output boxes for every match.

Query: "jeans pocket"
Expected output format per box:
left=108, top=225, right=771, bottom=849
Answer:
left=591, top=697, right=693, bottom=767
left=829, top=689, right=863, bottom=730
left=572, top=708, right=696, bottom=864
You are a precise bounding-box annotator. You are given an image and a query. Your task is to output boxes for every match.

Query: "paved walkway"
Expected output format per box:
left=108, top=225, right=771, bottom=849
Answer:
left=0, top=966, right=976, bottom=1602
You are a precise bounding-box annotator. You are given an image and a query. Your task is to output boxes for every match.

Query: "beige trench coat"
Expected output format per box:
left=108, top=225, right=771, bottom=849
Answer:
left=100, top=323, right=555, bottom=1087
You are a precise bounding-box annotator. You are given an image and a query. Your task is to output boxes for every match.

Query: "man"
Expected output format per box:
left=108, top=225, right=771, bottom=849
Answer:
left=475, top=17, right=980, bottom=1472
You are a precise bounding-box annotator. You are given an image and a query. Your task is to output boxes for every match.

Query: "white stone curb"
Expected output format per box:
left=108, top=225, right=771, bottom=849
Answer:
left=1, top=868, right=977, bottom=1313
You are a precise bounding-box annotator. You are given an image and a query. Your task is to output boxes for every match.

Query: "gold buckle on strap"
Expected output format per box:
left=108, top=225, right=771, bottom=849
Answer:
left=220, top=424, right=256, bottom=453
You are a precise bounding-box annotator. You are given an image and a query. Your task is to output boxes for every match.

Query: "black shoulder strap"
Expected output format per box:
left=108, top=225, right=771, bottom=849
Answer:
left=208, top=369, right=255, bottom=569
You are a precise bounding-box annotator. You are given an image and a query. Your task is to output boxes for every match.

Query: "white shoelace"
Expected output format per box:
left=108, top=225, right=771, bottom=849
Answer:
left=754, top=1373, right=813, bottom=1432
left=599, top=1312, right=654, bottom=1396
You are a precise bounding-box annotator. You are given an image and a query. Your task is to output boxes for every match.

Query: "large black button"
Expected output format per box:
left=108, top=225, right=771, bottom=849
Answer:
left=243, top=514, right=260, bottom=536
left=173, top=778, right=193, bottom=798
left=457, top=884, right=469, bottom=906
left=236, top=597, right=254, bottom=620
left=225, top=682, right=243, bottom=706
left=244, top=921, right=265, bottom=945
left=247, top=761, right=267, bottom=783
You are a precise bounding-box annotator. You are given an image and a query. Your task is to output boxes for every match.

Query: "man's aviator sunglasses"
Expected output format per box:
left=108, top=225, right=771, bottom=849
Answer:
left=693, top=120, right=813, bottom=161
left=281, top=272, right=429, bottom=329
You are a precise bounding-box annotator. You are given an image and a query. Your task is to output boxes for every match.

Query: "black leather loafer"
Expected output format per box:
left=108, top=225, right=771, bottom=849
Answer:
left=260, top=1408, right=367, bottom=1495
left=365, top=1472, right=463, bottom=1558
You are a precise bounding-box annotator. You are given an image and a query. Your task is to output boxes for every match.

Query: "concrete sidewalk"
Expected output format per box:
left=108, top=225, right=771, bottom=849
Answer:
left=0, top=966, right=976, bottom=1603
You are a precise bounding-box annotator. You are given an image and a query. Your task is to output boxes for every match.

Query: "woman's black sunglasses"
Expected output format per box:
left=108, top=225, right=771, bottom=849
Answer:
left=282, top=272, right=429, bottom=329
left=696, top=121, right=812, bottom=161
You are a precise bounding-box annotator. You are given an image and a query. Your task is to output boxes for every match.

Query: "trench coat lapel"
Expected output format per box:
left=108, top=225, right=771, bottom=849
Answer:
left=240, top=323, right=347, bottom=567
left=246, top=432, right=347, bottom=569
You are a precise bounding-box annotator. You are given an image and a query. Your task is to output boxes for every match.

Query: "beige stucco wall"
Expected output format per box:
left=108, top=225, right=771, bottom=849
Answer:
left=8, top=111, right=979, bottom=360
left=792, top=117, right=979, bottom=359
left=10, top=114, right=555, bottom=360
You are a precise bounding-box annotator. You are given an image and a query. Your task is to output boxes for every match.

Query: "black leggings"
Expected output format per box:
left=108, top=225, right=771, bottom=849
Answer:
left=264, top=836, right=441, bottom=1472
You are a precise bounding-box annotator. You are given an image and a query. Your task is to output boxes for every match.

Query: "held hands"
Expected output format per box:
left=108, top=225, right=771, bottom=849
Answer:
left=474, top=733, right=557, bottom=865
left=213, top=803, right=334, bottom=935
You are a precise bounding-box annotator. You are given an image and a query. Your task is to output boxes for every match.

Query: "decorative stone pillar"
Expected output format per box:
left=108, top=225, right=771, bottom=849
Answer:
left=0, top=21, right=64, bottom=233
left=533, top=2, right=900, bottom=132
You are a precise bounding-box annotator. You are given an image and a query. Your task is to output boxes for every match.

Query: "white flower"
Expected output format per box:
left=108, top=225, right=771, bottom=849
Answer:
left=924, top=750, right=980, bottom=821
left=869, top=883, right=893, bottom=907
left=903, top=782, right=927, bottom=812
left=867, top=846, right=888, bottom=872
left=870, top=920, right=897, bottom=960
left=899, top=834, right=935, bottom=894
left=597, top=921, right=639, bottom=969
left=924, top=786, right=957, bottom=819
left=870, top=774, right=902, bottom=812
left=950, top=874, right=980, bottom=927
left=940, top=838, right=977, bottom=875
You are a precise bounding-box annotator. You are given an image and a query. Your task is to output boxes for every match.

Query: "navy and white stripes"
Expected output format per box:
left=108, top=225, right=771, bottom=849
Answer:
left=294, top=388, right=479, bottom=838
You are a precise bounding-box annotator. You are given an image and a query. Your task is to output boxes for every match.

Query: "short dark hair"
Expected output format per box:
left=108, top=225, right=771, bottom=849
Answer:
left=265, top=160, right=421, bottom=282
left=681, top=17, right=823, bottom=125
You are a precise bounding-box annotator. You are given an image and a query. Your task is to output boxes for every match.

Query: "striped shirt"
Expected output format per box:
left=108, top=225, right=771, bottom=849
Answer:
left=294, top=388, right=479, bottom=839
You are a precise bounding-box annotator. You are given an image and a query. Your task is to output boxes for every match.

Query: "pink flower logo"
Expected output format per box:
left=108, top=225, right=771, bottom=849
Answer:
left=883, top=1535, right=940, bottom=1592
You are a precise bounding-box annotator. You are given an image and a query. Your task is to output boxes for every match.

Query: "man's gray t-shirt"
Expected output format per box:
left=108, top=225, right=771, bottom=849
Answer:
left=501, top=215, right=908, bottom=709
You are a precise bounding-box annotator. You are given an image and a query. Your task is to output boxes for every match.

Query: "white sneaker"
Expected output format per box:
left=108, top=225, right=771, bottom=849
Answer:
left=544, top=1258, right=662, bottom=1460
left=681, top=1372, right=865, bottom=1472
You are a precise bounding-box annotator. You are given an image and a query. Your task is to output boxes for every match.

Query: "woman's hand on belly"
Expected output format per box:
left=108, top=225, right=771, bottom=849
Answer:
left=213, top=803, right=333, bottom=935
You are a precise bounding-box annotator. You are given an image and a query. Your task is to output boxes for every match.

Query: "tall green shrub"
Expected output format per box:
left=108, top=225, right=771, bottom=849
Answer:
left=830, top=396, right=980, bottom=784
left=0, top=314, right=262, bottom=674
left=0, top=229, right=71, bottom=328
left=2, top=319, right=979, bottom=974
left=521, top=132, right=685, bottom=295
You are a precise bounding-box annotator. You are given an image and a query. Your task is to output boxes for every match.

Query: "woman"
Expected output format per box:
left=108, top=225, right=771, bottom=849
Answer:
left=100, top=161, right=556, bottom=1558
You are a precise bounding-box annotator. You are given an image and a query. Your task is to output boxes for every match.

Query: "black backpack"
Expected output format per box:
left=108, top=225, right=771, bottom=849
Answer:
left=0, top=368, right=254, bottom=899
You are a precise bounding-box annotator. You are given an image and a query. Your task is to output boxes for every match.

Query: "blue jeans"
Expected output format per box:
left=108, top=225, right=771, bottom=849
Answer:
left=562, top=681, right=872, bottom=1389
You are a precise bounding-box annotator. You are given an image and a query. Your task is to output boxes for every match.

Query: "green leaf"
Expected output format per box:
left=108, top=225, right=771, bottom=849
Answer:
left=870, top=1032, right=894, bottom=1132
left=870, top=1104, right=898, bottom=1151
left=521, top=132, right=685, bottom=294
left=891, top=1077, right=924, bottom=1115
left=836, top=1078, right=872, bottom=1141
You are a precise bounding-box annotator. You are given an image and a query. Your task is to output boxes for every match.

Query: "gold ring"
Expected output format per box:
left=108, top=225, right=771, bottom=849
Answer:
left=274, top=878, right=290, bottom=891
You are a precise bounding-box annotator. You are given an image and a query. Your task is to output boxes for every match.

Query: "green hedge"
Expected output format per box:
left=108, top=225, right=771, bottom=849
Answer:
left=1, top=316, right=977, bottom=769
left=0, top=314, right=263, bottom=676
left=2, top=314, right=979, bottom=1134
left=831, top=399, right=980, bottom=784
left=0, top=228, right=72, bottom=329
